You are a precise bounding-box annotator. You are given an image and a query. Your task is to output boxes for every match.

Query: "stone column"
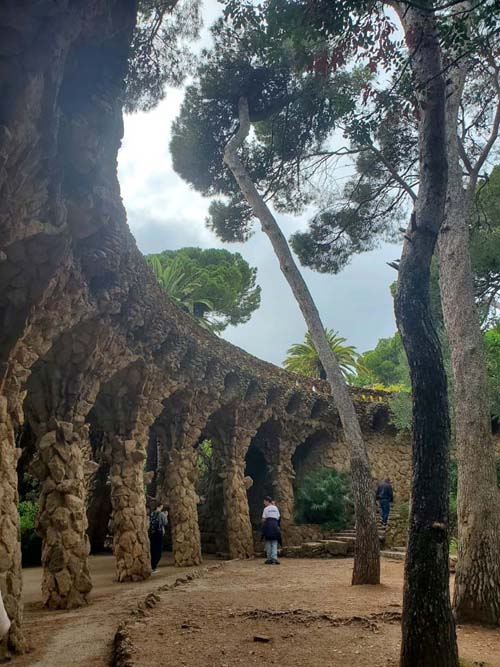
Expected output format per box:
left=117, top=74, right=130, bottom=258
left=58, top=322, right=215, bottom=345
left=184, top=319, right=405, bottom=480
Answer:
left=211, top=417, right=256, bottom=560
left=33, top=419, right=92, bottom=609
left=271, top=456, right=295, bottom=543
left=219, top=440, right=255, bottom=558
left=0, top=397, right=26, bottom=656
left=164, top=443, right=202, bottom=567
left=107, top=435, right=151, bottom=582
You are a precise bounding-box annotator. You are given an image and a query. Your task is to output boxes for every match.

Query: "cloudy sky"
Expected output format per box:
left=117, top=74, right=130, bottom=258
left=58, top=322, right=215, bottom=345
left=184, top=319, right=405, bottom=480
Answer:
left=117, top=0, right=402, bottom=367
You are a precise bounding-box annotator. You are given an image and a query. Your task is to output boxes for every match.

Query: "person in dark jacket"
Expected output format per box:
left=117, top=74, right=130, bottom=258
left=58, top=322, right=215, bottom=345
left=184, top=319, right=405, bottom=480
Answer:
left=261, top=496, right=281, bottom=564
left=376, top=478, right=394, bottom=526
left=149, top=503, right=168, bottom=572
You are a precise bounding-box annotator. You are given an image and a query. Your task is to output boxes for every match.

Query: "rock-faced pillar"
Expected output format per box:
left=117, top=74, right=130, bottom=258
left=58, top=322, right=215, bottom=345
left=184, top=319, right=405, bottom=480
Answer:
left=270, top=455, right=295, bottom=542
left=158, top=390, right=222, bottom=567
left=0, top=397, right=26, bottom=655
left=164, top=442, right=202, bottom=567
left=217, top=426, right=255, bottom=560
left=108, top=435, right=151, bottom=581
left=33, top=420, right=92, bottom=609
left=209, top=403, right=269, bottom=560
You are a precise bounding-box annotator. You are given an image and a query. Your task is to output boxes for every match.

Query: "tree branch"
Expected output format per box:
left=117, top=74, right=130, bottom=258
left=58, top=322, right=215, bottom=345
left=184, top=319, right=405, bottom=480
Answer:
left=368, top=142, right=417, bottom=201
left=471, top=61, right=500, bottom=179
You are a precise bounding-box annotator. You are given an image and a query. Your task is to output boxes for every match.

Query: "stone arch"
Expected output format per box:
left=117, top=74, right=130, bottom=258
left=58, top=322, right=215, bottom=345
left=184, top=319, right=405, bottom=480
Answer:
left=291, top=429, right=339, bottom=490
left=150, top=385, right=222, bottom=567
left=87, top=360, right=165, bottom=583
left=19, top=318, right=133, bottom=610
left=245, top=440, right=273, bottom=529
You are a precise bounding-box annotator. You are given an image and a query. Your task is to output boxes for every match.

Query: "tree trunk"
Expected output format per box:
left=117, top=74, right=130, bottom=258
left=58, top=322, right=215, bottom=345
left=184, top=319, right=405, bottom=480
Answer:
left=439, top=59, right=500, bottom=626
left=393, top=6, right=458, bottom=667
left=224, top=100, right=380, bottom=585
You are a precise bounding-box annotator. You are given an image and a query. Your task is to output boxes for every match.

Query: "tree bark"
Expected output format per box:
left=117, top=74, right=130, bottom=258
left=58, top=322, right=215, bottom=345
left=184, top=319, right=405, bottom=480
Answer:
left=439, top=48, right=500, bottom=626
left=224, top=100, right=380, bottom=585
left=393, top=6, right=458, bottom=667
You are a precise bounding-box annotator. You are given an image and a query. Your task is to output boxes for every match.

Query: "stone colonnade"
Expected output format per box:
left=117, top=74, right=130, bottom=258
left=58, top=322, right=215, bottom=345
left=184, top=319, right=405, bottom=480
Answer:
left=0, top=0, right=412, bottom=658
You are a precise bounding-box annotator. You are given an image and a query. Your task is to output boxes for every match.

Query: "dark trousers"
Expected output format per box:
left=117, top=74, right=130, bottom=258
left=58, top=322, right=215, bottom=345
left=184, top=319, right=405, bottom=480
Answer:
left=150, top=532, right=163, bottom=570
left=379, top=500, right=391, bottom=525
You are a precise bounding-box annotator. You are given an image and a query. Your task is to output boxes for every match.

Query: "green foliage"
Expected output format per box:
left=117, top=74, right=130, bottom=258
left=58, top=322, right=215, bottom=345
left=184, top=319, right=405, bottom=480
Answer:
left=125, top=0, right=202, bottom=112
left=283, top=329, right=363, bottom=380
left=485, top=326, right=500, bottom=419
left=471, top=166, right=500, bottom=326
left=170, top=17, right=368, bottom=243
left=18, top=500, right=42, bottom=567
left=197, top=439, right=213, bottom=476
left=18, top=500, right=37, bottom=535
left=146, top=247, right=261, bottom=332
left=354, top=333, right=409, bottom=388
left=388, top=391, right=413, bottom=432
left=294, top=468, right=354, bottom=530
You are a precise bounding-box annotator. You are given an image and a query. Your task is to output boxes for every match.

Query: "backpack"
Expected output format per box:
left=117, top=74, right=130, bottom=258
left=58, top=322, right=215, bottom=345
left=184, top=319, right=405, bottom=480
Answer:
left=149, top=511, right=162, bottom=536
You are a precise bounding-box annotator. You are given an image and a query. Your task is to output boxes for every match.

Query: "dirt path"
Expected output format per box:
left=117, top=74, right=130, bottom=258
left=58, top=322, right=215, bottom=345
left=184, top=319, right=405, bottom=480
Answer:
left=127, top=559, right=500, bottom=667
left=16, top=553, right=217, bottom=667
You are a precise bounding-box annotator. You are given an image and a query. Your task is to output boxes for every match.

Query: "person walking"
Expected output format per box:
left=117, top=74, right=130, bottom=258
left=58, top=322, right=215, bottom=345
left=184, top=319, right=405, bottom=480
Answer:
left=262, top=496, right=281, bottom=565
left=376, top=478, right=394, bottom=527
left=149, top=502, right=168, bottom=572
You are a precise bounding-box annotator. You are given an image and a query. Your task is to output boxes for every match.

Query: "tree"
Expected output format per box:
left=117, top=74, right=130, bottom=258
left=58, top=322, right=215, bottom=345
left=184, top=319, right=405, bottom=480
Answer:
left=146, top=253, right=215, bottom=329
left=125, top=0, right=202, bottom=112
left=431, top=11, right=500, bottom=625
left=389, top=6, right=458, bottom=664
left=356, top=334, right=409, bottom=388
left=146, top=247, right=261, bottom=333
left=284, top=329, right=362, bottom=380
left=279, top=0, right=500, bottom=628
left=171, top=17, right=381, bottom=586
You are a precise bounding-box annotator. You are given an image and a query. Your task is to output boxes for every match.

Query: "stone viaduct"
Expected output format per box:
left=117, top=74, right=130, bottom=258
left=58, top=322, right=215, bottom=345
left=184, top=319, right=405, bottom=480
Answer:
left=0, top=1, right=411, bottom=656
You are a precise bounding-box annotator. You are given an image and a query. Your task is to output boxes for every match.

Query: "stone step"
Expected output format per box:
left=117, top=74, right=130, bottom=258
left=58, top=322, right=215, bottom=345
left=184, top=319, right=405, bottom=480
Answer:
left=381, top=550, right=405, bottom=561
left=281, top=539, right=351, bottom=558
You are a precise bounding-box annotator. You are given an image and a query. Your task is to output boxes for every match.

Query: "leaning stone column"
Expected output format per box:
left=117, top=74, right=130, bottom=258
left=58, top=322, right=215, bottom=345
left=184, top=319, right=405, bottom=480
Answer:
left=0, top=396, right=26, bottom=655
left=33, top=419, right=92, bottom=609
left=214, top=423, right=255, bottom=560
left=164, top=443, right=202, bottom=567
left=107, top=435, right=151, bottom=582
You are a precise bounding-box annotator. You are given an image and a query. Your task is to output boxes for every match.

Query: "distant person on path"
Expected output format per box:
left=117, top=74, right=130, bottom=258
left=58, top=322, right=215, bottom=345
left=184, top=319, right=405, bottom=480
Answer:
left=262, top=496, right=281, bottom=565
left=376, top=478, right=394, bottom=527
left=0, top=589, right=10, bottom=640
left=149, top=502, right=168, bottom=572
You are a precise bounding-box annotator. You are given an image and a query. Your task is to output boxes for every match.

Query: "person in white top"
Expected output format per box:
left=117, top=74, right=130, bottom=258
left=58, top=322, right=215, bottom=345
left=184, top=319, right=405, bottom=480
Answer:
left=261, top=496, right=281, bottom=564
left=0, top=589, right=10, bottom=641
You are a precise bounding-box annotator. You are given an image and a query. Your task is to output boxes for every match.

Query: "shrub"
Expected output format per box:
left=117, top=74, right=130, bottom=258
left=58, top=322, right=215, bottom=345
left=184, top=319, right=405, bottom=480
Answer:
left=18, top=500, right=42, bottom=567
left=295, top=468, right=354, bottom=531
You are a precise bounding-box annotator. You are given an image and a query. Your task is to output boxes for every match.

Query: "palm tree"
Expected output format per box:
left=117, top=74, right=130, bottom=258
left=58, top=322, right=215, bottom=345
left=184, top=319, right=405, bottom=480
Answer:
left=283, top=330, right=363, bottom=380
left=146, top=254, right=214, bottom=329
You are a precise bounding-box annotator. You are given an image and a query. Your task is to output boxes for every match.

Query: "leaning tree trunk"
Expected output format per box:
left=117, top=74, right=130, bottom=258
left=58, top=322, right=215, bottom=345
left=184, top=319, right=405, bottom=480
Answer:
left=439, top=58, right=500, bottom=625
left=393, top=5, right=458, bottom=667
left=224, top=99, right=380, bottom=585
